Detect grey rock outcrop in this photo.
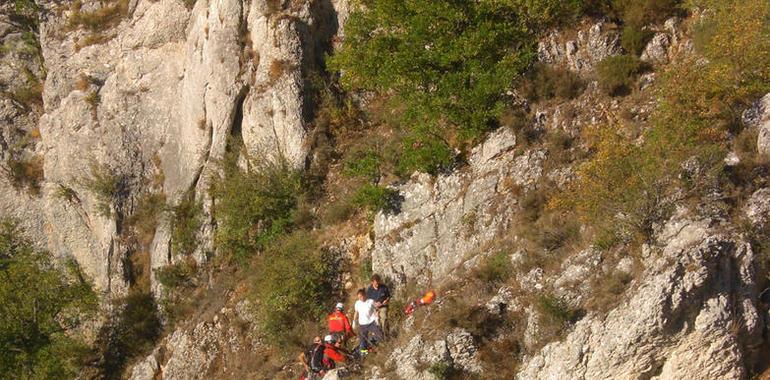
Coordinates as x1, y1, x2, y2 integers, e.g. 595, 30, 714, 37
18, 0, 339, 295
387, 328, 481, 379
372, 128, 545, 286
743, 93, 770, 157
538, 22, 622, 72
517, 215, 763, 379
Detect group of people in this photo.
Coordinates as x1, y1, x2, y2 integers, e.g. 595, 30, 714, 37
300, 274, 391, 379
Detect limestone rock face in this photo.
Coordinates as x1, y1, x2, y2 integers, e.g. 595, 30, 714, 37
537, 22, 622, 72
21, 0, 332, 294
371, 128, 544, 286
0, 5, 49, 251
131, 300, 262, 380
744, 93, 770, 156
387, 328, 481, 380
517, 216, 763, 380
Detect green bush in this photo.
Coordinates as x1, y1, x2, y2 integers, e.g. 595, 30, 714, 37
595, 55, 647, 96
80, 161, 124, 218
249, 232, 336, 347
212, 154, 302, 263
429, 360, 456, 380
535, 294, 581, 325
396, 131, 456, 176
352, 184, 398, 213
0, 220, 97, 379
329, 0, 587, 174
97, 291, 161, 379
613, 0, 680, 28
169, 192, 203, 256
520, 63, 585, 102
620, 25, 653, 56
342, 148, 381, 180
155, 258, 197, 289
475, 251, 513, 285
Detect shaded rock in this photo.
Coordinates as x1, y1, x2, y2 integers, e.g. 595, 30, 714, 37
517, 216, 762, 379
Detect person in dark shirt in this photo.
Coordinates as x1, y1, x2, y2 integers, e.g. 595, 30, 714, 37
365, 274, 390, 337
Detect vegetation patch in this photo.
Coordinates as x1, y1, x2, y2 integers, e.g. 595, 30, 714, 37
520, 63, 585, 102
329, 0, 588, 175
80, 161, 125, 218
212, 153, 302, 263
169, 191, 203, 257
4, 152, 44, 195
595, 55, 648, 96
248, 231, 337, 348
0, 220, 97, 379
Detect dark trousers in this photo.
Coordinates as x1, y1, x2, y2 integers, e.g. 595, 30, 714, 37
358, 322, 383, 350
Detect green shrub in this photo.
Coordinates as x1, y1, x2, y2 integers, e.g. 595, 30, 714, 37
429, 360, 456, 380
169, 192, 203, 256
212, 153, 302, 263
97, 291, 161, 379
396, 131, 456, 176
249, 232, 336, 347
620, 25, 654, 56
329, 1, 587, 174
80, 161, 124, 218
520, 63, 585, 102
156, 258, 197, 289
343, 148, 381, 180
0, 220, 97, 379
613, 0, 680, 28
595, 55, 647, 96
535, 294, 581, 325
475, 251, 513, 285
352, 184, 398, 213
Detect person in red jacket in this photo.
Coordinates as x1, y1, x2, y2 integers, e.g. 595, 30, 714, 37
327, 302, 354, 343
322, 335, 348, 368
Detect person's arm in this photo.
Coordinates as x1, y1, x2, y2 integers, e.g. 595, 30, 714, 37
382, 287, 391, 306
352, 309, 359, 328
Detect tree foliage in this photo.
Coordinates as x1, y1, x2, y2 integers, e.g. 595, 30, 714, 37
0, 220, 97, 379
329, 0, 586, 174
212, 152, 302, 263
556, 0, 770, 242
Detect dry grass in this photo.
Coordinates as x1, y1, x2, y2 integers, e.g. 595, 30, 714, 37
4, 154, 44, 195
268, 59, 293, 83
68, 0, 129, 32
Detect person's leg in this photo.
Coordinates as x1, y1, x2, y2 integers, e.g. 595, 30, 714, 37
370, 322, 383, 345
378, 307, 388, 337
358, 324, 370, 350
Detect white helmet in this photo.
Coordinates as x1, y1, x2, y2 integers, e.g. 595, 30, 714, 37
323, 334, 334, 343
335, 302, 344, 310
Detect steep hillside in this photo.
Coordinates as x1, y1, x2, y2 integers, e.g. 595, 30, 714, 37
0, 0, 769, 379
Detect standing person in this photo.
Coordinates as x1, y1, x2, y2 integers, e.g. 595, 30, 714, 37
366, 274, 391, 337
353, 288, 382, 353
327, 302, 354, 343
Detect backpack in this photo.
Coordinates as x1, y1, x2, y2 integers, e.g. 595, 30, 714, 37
308, 343, 326, 373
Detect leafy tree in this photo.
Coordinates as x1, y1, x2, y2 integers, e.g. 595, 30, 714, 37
329, 0, 585, 174
0, 220, 97, 379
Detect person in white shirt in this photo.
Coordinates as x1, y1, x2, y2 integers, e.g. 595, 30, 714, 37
353, 288, 382, 352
